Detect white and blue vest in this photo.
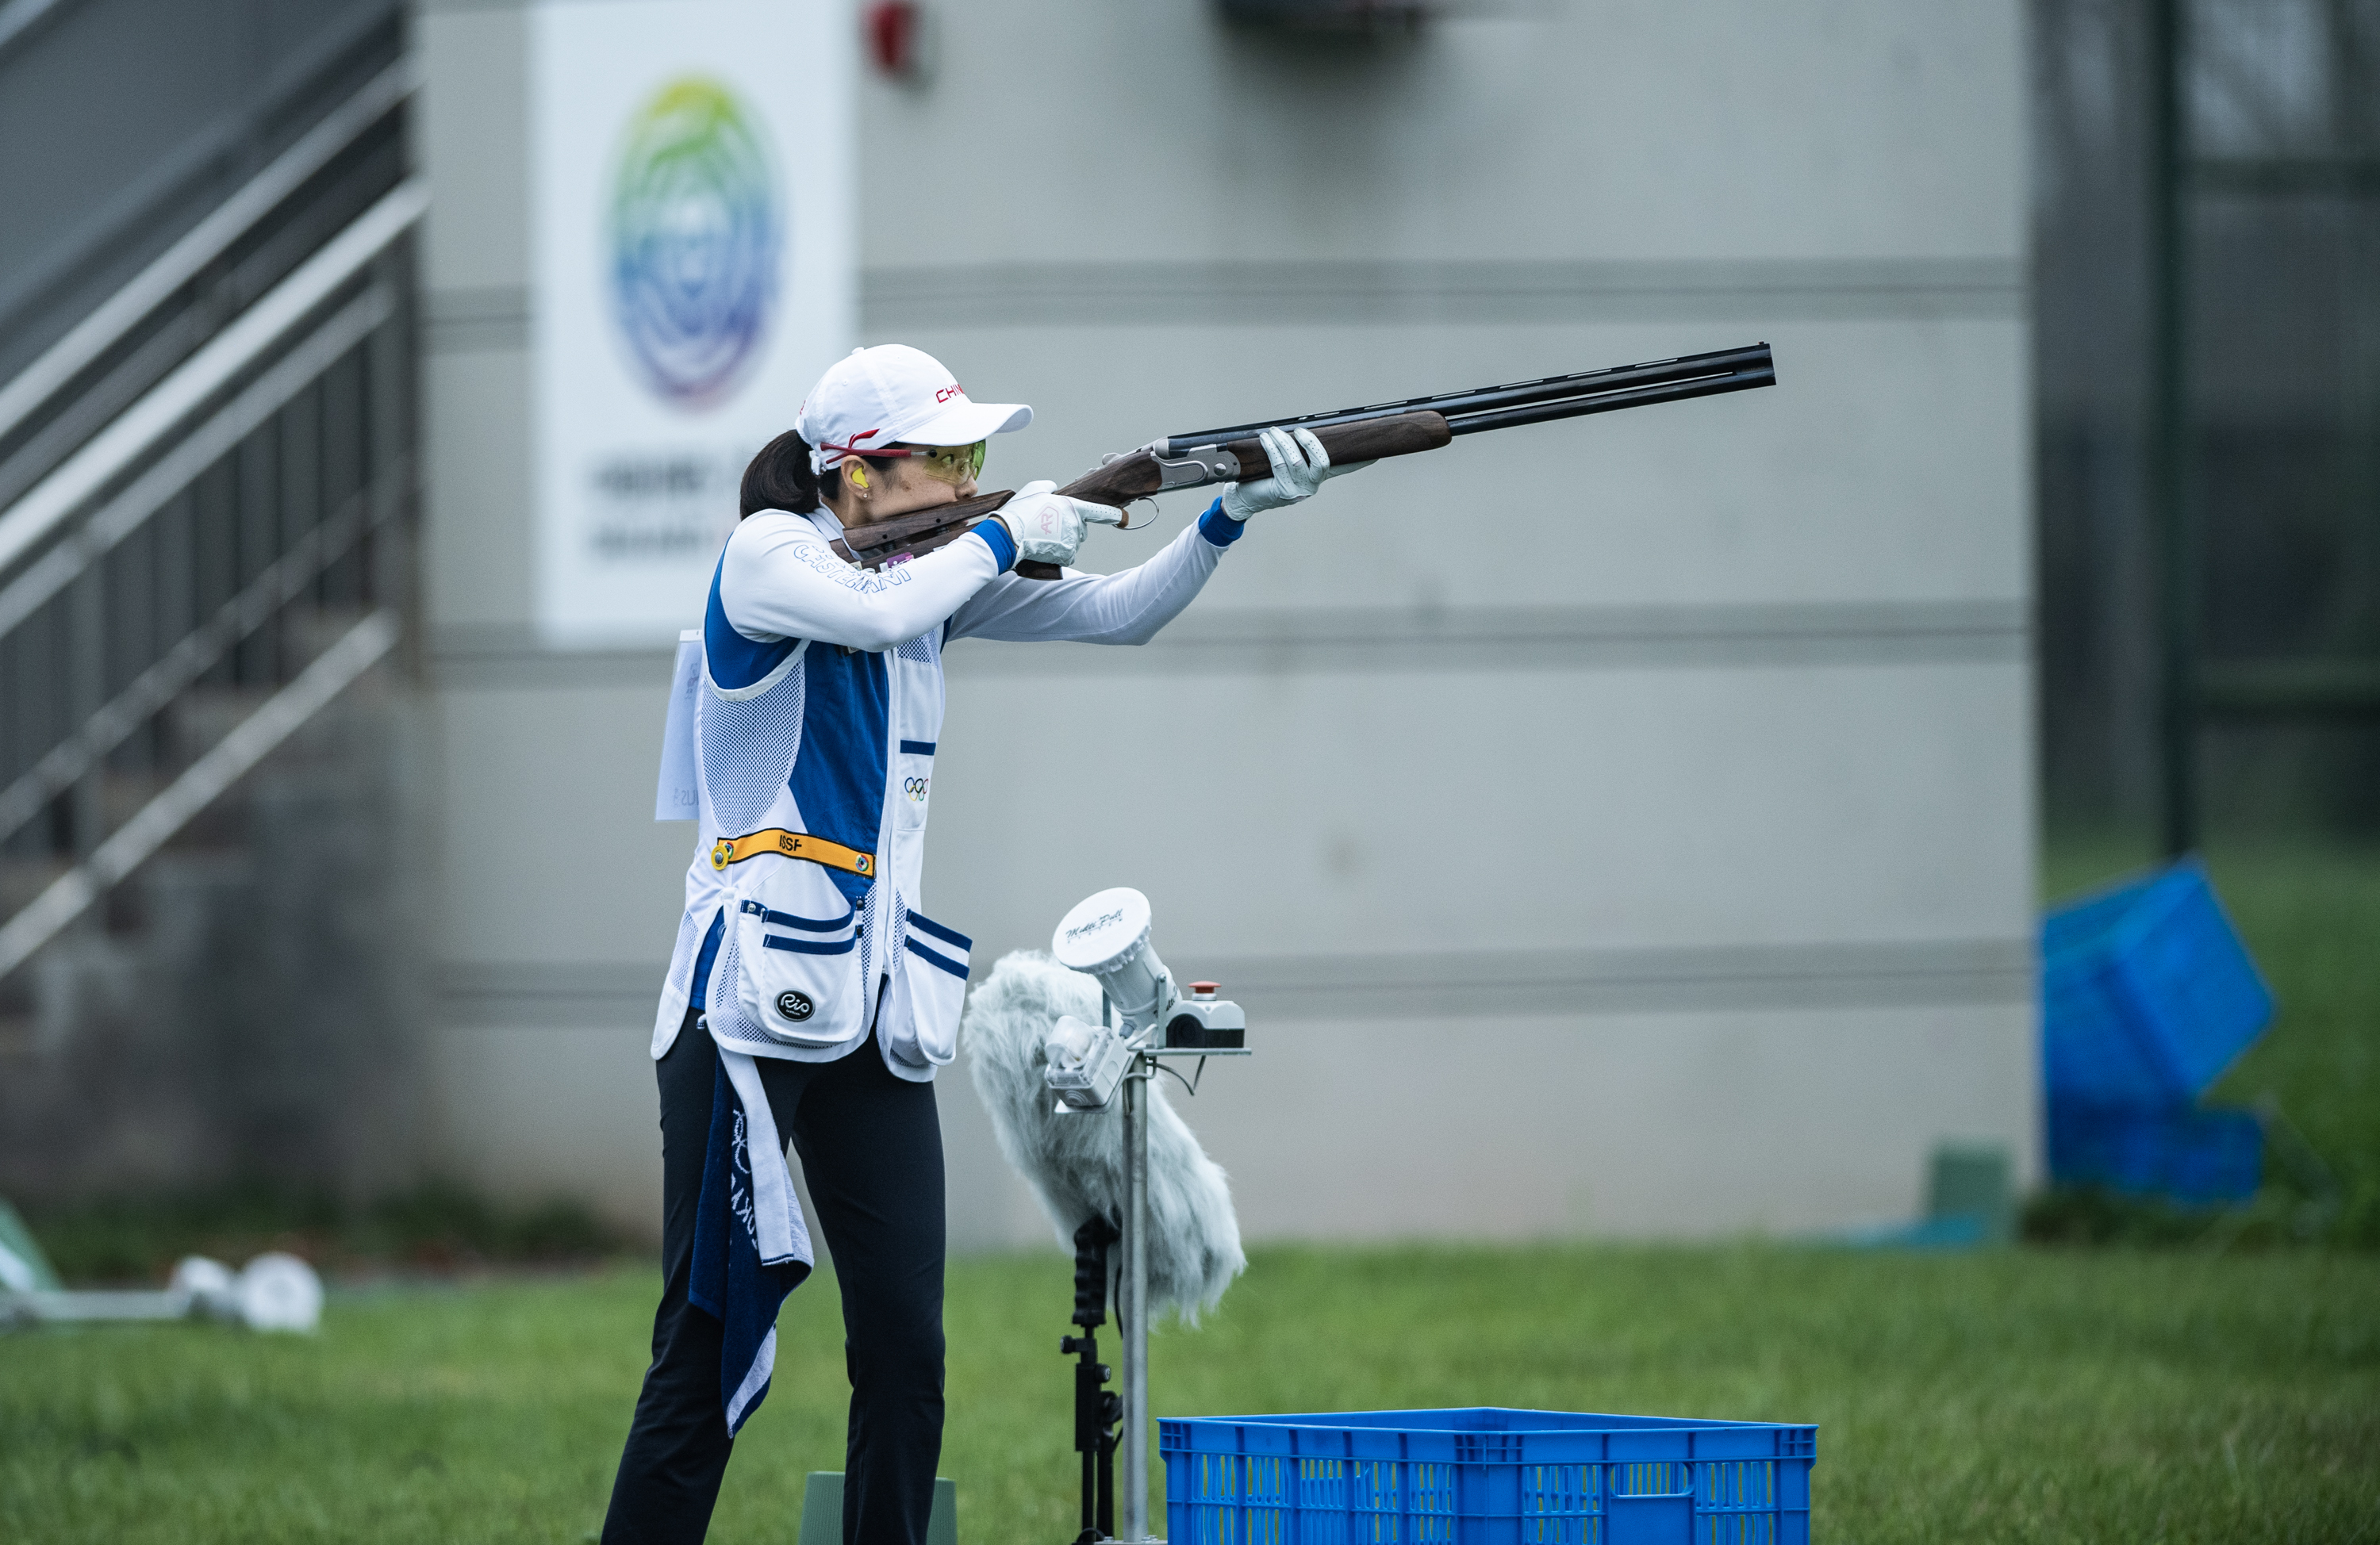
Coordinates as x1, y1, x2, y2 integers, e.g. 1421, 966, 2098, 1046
653, 529, 973, 1080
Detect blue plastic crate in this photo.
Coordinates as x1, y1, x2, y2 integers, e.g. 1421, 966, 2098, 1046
2048, 1096, 2263, 1204
2041, 859, 2273, 1104
1161, 1407, 1816, 1545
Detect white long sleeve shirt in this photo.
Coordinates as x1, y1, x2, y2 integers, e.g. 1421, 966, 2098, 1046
716, 503, 1234, 650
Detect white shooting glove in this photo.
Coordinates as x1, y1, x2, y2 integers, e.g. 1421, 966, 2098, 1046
994, 479, 1124, 568
1221, 425, 1372, 521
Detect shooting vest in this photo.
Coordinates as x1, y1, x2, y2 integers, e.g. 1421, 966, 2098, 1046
653, 512, 973, 1079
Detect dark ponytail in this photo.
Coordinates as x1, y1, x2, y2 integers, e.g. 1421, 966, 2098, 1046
741, 429, 821, 516
739, 429, 900, 518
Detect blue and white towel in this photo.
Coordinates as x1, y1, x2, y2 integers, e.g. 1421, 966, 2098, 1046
688, 1044, 815, 1434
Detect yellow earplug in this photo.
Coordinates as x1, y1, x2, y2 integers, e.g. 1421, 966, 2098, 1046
850, 465, 869, 489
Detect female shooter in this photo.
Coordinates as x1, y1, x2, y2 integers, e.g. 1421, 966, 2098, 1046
601, 344, 1353, 1545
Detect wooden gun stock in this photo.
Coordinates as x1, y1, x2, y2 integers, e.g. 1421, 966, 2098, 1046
830, 491, 1020, 573
831, 410, 1453, 581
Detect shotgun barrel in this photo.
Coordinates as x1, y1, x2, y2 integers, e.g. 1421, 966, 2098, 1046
1159, 343, 1774, 452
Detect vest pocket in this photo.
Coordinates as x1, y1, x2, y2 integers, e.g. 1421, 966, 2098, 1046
731, 861, 866, 1048
885, 907, 970, 1068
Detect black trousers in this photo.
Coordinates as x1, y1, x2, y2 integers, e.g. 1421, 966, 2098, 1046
603, 1012, 946, 1545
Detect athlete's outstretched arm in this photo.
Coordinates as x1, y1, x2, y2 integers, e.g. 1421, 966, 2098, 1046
720, 512, 1017, 652
943, 504, 1246, 646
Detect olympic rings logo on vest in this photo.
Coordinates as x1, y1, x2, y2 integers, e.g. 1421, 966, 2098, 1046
904, 776, 929, 802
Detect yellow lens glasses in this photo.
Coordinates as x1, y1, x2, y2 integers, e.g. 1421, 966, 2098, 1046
906, 440, 985, 485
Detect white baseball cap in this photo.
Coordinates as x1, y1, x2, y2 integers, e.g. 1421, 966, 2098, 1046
795, 344, 1032, 472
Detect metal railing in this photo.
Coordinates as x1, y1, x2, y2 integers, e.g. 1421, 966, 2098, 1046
0, 67, 418, 983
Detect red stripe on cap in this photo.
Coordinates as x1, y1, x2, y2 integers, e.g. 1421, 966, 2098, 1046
818, 429, 891, 464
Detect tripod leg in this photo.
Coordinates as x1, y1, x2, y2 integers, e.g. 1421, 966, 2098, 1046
1097, 1428, 1117, 1540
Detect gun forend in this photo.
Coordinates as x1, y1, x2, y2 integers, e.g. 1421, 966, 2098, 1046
1063, 410, 1452, 509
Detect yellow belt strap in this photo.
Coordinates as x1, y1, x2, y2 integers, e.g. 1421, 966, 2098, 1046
708, 828, 875, 878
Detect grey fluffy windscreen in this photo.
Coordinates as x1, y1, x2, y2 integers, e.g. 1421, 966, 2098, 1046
961, 951, 1245, 1322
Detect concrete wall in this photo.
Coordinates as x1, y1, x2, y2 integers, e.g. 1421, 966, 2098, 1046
0, 683, 428, 1204
414, 0, 2036, 1248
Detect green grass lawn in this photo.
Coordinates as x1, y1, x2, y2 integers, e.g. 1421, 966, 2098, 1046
7, 839, 2374, 1542
4, 1244, 2376, 1543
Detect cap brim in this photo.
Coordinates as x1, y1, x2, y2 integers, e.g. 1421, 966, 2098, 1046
902, 401, 1031, 446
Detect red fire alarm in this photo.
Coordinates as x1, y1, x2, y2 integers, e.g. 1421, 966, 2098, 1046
865, 2, 933, 82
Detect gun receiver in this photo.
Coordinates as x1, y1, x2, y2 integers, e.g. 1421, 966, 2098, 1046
831, 343, 1774, 581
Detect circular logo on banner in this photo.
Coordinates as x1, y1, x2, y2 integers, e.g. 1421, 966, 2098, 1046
775, 990, 814, 1022
608, 78, 781, 408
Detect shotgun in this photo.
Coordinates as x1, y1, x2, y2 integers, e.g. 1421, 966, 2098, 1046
831, 342, 1775, 581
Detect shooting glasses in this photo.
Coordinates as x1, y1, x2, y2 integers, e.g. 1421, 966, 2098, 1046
902, 439, 986, 485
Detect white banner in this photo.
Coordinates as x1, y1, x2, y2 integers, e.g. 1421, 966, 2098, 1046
531, 0, 852, 647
